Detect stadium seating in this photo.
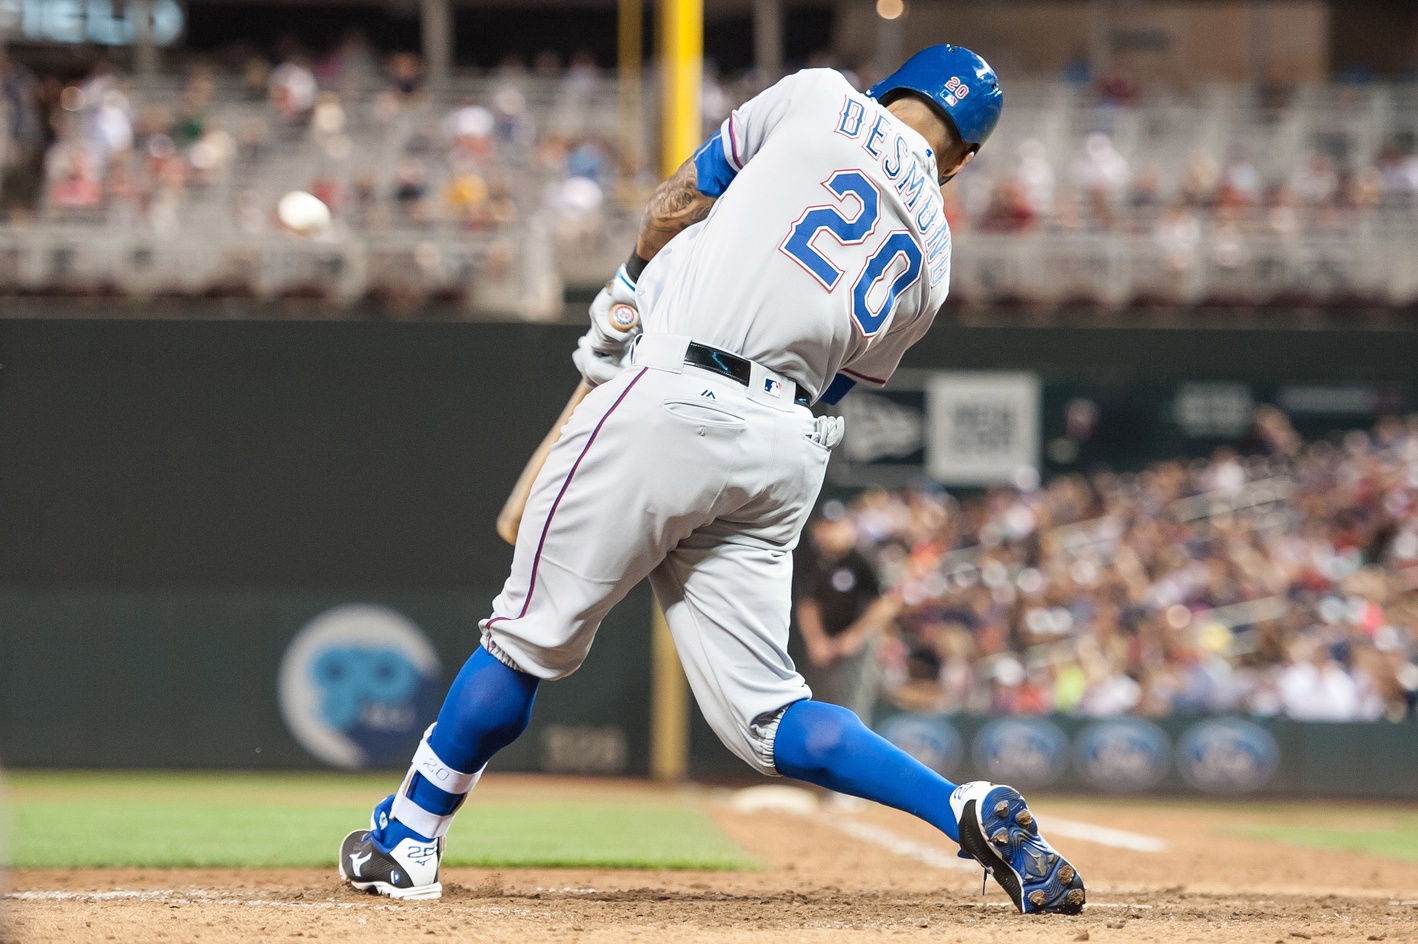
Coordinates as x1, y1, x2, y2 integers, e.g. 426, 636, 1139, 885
1, 64, 1416, 314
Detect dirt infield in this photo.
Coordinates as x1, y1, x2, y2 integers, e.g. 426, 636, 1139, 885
6, 778, 1418, 944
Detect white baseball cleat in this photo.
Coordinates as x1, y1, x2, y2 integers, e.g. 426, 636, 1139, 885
950, 781, 1086, 915
338, 828, 443, 901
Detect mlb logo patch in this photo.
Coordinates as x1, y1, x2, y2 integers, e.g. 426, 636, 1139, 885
763, 378, 783, 398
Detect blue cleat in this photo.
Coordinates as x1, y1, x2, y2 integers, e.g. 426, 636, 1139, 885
950, 781, 1085, 915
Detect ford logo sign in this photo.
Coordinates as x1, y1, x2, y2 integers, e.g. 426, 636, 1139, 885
1074, 719, 1171, 792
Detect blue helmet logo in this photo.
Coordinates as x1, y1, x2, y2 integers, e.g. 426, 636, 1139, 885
1074, 719, 1172, 792
877, 714, 962, 777
278, 604, 442, 769
971, 718, 1068, 787
1178, 719, 1279, 795
867, 44, 1003, 147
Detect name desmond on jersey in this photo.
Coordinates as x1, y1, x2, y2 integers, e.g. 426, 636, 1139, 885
834, 96, 951, 288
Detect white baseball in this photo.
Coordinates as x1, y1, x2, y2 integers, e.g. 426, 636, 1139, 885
277, 190, 332, 236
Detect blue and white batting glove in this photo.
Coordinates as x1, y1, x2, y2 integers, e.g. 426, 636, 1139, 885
572, 332, 632, 388
586, 264, 641, 355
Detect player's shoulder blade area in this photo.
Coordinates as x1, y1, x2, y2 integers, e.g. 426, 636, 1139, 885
795, 67, 862, 108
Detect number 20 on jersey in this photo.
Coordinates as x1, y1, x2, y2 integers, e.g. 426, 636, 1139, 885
778, 170, 924, 339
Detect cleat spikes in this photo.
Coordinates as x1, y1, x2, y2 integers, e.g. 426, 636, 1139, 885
952, 782, 1085, 917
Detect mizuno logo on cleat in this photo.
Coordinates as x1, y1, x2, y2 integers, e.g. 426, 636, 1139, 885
349, 851, 372, 877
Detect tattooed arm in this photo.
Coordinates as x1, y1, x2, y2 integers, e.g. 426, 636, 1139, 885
635, 156, 717, 262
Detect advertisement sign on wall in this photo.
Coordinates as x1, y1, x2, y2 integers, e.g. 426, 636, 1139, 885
277, 604, 443, 770
926, 372, 1042, 486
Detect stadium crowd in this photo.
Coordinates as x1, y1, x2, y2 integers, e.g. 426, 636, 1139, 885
4, 46, 1417, 308
0, 45, 625, 233
797, 409, 1418, 723
954, 128, 1418, 242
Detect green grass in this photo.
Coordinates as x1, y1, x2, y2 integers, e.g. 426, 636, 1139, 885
1238, 819, 1418, 863
0, 772, 759, 871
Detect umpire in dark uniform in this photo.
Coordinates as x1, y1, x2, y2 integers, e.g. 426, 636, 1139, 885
792, 500, 900, 724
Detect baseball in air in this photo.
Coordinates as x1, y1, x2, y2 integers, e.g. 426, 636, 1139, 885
277, 190, 332, 236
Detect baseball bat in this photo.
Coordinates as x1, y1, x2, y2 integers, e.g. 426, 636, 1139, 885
495, 304, 640, 545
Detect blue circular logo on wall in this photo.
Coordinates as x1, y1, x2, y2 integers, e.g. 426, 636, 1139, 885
1178, 719, 1279, 794
877, 714, 962, 777
971, 718, 1068, 787
278, 604, 442, 769
1074, 719, 1171, 792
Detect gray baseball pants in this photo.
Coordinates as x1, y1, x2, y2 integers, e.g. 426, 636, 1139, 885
481, 334, 826, 773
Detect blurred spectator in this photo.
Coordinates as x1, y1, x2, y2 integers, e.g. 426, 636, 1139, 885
173, 73, 213, 147
2, 53, 47, 218
813, 411, 1418, 722
1072, 133, 1130, 208
1292, 152, 1339, 206
979, 180, 1036, 233
445, 98, 496, 160
386, 52, 424, 100
1014, 139, 1055, 217
1180, 149, 1220, 207
444, 166, 490, 229
47, 145, 103, 216
269, 56, 317, 125
1155, 201, 1201, 273
394, 157, 430, 222
316, 30, 378, 96
84, 87, 133, 167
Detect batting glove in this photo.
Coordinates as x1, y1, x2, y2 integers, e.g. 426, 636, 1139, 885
807, 415, 845, 450
586, 265, 641, 355
572, 331, 632, 388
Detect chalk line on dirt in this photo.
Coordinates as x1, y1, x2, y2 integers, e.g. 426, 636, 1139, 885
821, 819, 980, 872
5, 890, 406, 912
819, 811, 1167, 867
1036, 816, 1171, 853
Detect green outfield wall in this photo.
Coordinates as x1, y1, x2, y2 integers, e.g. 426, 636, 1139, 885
2, 318, 1417, 794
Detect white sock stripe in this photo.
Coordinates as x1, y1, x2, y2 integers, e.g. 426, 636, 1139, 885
411, 732, 484, 795
390, 791, 453, 839
387, 727, 486, 840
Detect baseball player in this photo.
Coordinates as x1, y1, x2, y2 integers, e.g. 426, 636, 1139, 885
339, 45, 1085, 915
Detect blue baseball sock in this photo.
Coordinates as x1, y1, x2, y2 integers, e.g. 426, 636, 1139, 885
773, 699, 961, 844
426, 646, 540, 771
371, 646, 539, 851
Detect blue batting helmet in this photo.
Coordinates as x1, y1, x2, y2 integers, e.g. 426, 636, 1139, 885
867, 45, 1003, 149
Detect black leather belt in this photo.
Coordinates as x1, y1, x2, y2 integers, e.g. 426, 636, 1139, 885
684, 341, 811, 406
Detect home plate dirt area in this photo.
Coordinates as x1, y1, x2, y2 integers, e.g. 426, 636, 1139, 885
6, 782, 1417, 944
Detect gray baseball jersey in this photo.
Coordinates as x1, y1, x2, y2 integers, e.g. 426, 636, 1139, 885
481, 69, 951, 773
636, 68, 953, 403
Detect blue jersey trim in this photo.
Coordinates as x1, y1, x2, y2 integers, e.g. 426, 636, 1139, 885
820, 374, 857, 405
693, 129, 738, 198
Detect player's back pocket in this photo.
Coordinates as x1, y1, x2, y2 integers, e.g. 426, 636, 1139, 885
661, 398, 747, 428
